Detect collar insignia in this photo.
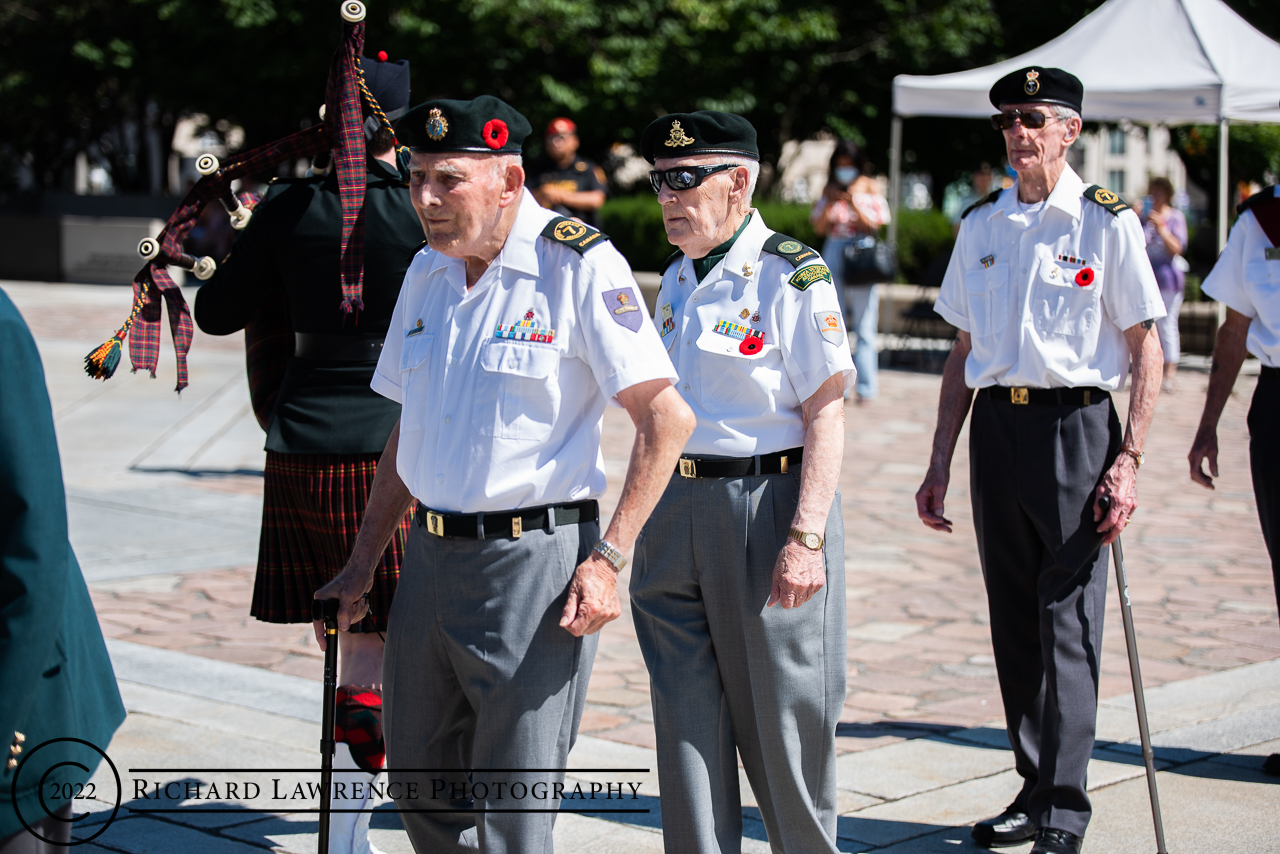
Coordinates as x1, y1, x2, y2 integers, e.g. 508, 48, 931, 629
664, 120, 695, 148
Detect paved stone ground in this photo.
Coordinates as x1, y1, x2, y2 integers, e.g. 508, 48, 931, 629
7, 281, 1280, 852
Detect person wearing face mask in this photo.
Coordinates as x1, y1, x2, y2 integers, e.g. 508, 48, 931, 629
915, 67, 1164, 854
810, 139, 890, 402
633, 111, 854, 854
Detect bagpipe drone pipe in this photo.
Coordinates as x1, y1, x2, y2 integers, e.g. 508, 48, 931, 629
84, 0, 395, 416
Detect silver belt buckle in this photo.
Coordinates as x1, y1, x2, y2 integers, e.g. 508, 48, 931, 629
1010, 387, 1029, 405
679, 458, 697, 478
425, 510, 445, 537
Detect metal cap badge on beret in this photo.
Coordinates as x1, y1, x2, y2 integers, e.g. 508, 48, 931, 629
395, 95, 532, 154
989, 66, 1084, 114
639, 111, 759, 164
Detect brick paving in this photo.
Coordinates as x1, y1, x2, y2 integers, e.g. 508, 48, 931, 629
84, 361, 1279, 761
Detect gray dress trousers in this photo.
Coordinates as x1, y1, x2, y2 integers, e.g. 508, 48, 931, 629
383, 515, 600, 854
631, 467, 846, 854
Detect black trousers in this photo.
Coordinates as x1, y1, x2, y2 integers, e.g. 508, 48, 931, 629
969, 391, 1122, 837
1250, 374, 1280, 617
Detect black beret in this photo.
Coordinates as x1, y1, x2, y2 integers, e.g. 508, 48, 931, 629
395, 95, 531, 154
989, 66, 1083, 114
639, 111, 759, 164
361, 56, 410, 120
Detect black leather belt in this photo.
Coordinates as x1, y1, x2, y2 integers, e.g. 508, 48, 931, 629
294, 332, 385, 362
414, 500, 598, 540
1261, 365, 1279, 382
675, 447, 802, 479
980, 386, 1108, 406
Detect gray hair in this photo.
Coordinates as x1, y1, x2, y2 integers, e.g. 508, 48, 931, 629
1053, 105, 1082, 140
720, 154, 760, 207
490, 153, 523, 186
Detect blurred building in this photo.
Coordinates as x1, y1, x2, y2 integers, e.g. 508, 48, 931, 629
1070, 123, 1201, 215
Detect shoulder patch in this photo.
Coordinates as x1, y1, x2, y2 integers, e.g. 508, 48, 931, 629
1083, 185, 1130, 216
540, 216, 609, 255
761, 233, 821, 269
961, 189, 1002, 220
789, 264, 832, 291
1237, 184, 1280, 215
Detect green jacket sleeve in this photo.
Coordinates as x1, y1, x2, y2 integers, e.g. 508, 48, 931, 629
0, 290, 71, 751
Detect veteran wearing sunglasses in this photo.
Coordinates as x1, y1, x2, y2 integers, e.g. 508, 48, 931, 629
630, 111, 853, 854
915, 68, 1164, 854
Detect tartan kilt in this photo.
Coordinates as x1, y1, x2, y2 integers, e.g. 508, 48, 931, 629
252, 451, 409, 631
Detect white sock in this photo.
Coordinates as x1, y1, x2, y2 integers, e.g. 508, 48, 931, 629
327, 743, 387, 854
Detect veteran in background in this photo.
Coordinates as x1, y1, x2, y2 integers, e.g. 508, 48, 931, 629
1189, 184, 1280, 776
915, 68, 1164, 854
631, 111, 853, 854
316, 96, 693, 854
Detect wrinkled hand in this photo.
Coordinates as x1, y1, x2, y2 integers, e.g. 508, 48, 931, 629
1095, 456, 1139, 544
1188, 426, 1219, 489
916, 464, 954, 533
312, 564, 374, 650
560, 554, 622, 636
768, 540, 826, 609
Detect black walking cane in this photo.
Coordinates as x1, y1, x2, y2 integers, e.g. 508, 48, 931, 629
1099, 497, 1169, 854
312, 598, 341, 854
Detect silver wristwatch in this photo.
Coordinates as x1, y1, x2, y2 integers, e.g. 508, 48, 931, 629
593, 539, 627, 572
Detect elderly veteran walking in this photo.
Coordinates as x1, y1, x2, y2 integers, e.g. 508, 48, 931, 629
915, 68, 1164, 854
629, 111, 854, 854
314, 95, 694, 854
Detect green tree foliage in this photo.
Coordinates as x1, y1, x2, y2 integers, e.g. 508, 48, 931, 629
1, 0, 1277, 195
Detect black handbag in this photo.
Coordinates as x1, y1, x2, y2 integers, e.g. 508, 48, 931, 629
840, 235, 896, 286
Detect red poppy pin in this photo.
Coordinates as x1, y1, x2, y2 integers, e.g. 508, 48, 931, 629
739, 334, 764, 356
1074, 267, 1095, 287
483, 119, 509, 150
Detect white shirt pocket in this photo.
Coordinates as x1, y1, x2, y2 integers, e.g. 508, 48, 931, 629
1034, 262, 1102, 338
691, 326, 779, 417
964, 264, 1009, 338
474, 339, 562, 440
1245, 258, 1280, 339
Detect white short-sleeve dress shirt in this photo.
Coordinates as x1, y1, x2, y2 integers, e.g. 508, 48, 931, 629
1201, 196, 1280, 369
934, 166, 1165, 391
654, 211, 855, 456
372, 189, 678, 512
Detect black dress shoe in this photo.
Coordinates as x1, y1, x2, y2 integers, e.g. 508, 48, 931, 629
1030, 828, 1083, 854
971, 804, 1036, 848
1263, 753, 1280, 776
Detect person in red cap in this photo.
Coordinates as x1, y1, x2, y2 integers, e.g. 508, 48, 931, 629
528, 116, 608, 227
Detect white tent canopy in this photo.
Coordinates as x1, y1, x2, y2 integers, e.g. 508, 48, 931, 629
887, 0, 1280, 250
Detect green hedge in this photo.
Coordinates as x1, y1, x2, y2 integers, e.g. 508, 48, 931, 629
600, 196, 953, 282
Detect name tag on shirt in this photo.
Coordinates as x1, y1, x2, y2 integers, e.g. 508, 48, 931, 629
1266, 247, 1280, 261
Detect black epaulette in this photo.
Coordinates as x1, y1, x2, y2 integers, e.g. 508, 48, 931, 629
761, 233, 821, 268
961, 189, 1002, 219
1237, 185, 1280, 215
659, 249, 683, 274
540, 216, 609, 255
1084, 185, 1130, 215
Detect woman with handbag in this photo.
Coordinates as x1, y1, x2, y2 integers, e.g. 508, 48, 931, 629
811, 140, 891, 402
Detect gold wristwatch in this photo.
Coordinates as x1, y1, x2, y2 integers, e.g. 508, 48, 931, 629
788, 528, 823, 551
1120, 447, 1144, 467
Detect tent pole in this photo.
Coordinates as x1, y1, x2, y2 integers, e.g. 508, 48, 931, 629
1217, 118, 1229, 329
888, 115, 902, 249
1217, 118, 1229, 253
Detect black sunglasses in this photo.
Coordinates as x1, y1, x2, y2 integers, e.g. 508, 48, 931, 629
991, 110, 1063, 131
649, 164, 737, 193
